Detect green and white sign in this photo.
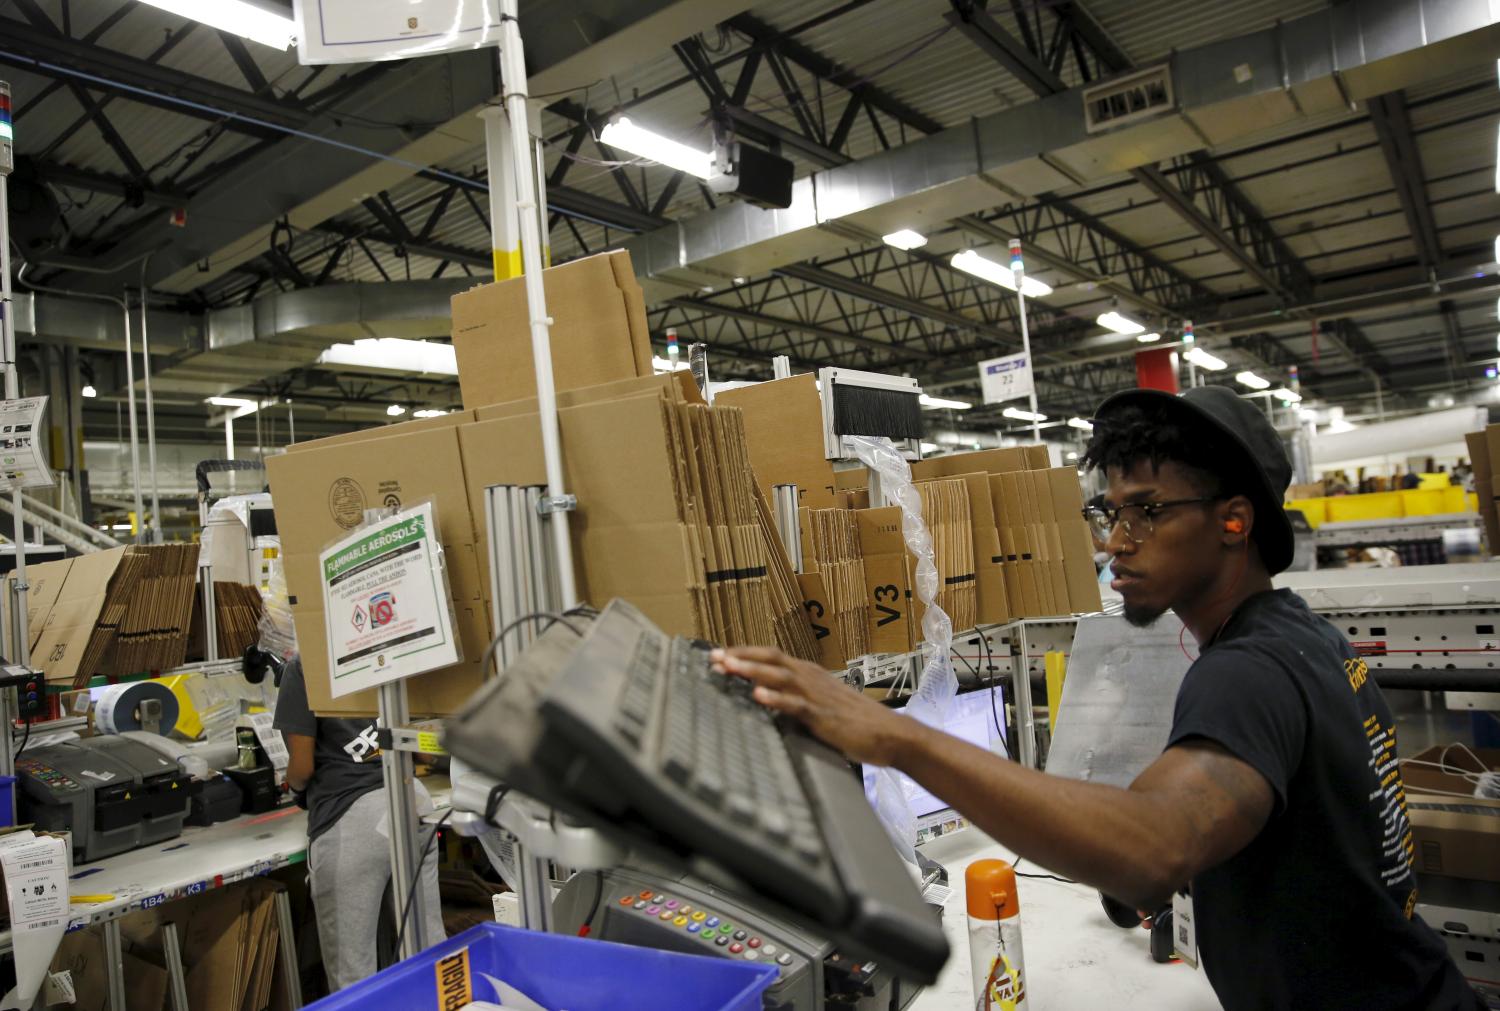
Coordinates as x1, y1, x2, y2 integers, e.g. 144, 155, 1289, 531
318, 502, 459, 697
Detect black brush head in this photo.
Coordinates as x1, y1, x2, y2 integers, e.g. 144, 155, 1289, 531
831, 384, 924, 440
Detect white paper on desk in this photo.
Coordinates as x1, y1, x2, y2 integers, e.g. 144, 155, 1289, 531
248, 711, 289, 771
0, 832, 69, 1010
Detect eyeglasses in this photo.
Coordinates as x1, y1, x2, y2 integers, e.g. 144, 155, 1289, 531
1081, 497, 1220, 544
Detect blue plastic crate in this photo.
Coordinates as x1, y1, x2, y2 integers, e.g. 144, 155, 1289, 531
309, 923, 779, 1011
0, 775, 13, 828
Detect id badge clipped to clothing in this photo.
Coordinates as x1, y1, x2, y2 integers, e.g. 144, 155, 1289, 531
1172, 889, 1198, 967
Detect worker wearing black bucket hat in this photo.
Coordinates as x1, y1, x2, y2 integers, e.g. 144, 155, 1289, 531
712, 385, 1482, 1010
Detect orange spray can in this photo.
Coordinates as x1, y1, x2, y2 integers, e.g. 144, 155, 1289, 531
966, 859, 1027, 1010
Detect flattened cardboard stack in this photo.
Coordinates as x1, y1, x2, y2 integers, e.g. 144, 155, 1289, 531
914, 478, 977, 633
101, 544, 199, 679
798, 507, 871, 668
213, 581, 265, 660
23, 545, 204, 685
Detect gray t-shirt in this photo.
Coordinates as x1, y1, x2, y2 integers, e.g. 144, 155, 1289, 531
272, 658, 385, 842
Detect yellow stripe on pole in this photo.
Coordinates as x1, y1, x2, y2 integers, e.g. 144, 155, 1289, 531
493, 247, 524, 281
1044, 650, 1067, 733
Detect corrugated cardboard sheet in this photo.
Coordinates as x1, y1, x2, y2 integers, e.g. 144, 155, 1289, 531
449, 250, 653, 410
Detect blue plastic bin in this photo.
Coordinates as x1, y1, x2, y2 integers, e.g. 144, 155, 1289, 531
308, 923, 779, 1011
0, 775, 14, 828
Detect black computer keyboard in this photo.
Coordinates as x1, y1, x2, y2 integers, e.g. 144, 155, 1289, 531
445, 599, 949, 983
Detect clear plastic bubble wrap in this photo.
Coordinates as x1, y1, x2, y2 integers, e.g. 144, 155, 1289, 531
846, 436, 957, 865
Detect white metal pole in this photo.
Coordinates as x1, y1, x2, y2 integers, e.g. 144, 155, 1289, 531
120, 292, 145, 541
1008, 239, 1041, 443
480, 107, 521, 281
139, 258, 161, 542
1, 83, 24, 812
496, 2, 578, 607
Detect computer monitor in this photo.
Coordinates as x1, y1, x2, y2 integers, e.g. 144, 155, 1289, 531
861, 685, 1008, 845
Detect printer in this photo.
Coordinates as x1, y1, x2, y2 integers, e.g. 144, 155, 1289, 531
17, 735, 193, 862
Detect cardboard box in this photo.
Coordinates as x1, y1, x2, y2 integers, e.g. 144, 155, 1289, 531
952, 472, 1010, 625
993, 473, 1044, 617
797, 570, 846, 670
267, 421, 487, 717
1286, 481, 1327, 501
910, 445, 1047, 480
1405, 745, 1500, 884
716, 374, 840, 509
1467, 430, 1500, 555
450, 251, 652, 411
856, 507, 914, 653
31, 548, 125, 683
1047, 468, 1104, 614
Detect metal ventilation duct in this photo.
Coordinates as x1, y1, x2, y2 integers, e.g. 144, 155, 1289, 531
14, 279, 474, 400
624, 0, 1500, 301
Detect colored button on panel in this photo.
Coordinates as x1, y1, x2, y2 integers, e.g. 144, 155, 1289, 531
705, 917, 720, 928
639, 890, 652, 899
633, 901, 647, 910
658, 910, 674, 921
686, 923, 701, 934
777, 954, 793, 966
747, 938, 762, 949
715, 936, 730, 947
761, 945, 777, 957
743, 951, 759, 961
645, 905, 660, 915
679, 905, 693, 915
619, 896, 634, 906
691, 911, 706, 922
733, 930, 747, 941
650, 894, 664, 903
673, 916, 688, 927
665, 899, 679, 910
728, 943, 744, 954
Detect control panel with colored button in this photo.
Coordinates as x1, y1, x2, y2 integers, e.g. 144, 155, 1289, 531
609, 888, 804, 976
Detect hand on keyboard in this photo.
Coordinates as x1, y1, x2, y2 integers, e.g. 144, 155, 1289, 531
710, 646, 915, 768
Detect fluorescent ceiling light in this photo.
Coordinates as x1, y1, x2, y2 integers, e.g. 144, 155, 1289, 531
1066, 417, 1094, 431
207, 396, 257, 410
317, 338, 457, 376
652, 355, 690, 373
919, 394, 971, 410
599, 117, 713, 179
387, 404, 407, 417
883, 229, 928, 251
1096, 311, 1145, 335
1235, 371, 1270, 390
81, 385, 97, 398
136, 0, 294, 50
950, 250, 1053, 299
1271, 387, 1302, 404
1135, 332, 1161, 343
413, 409, 448, 418
1002, 406, 1047, 422
1183, 347, 1227, 371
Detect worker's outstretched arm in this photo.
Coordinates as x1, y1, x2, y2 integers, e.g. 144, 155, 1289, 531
712, 646, 1271, 912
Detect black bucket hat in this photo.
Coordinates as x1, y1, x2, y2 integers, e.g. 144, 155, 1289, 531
1092, 385, 1295, 575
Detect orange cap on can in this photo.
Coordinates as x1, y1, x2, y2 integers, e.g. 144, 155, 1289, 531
965, 859, 1020, 920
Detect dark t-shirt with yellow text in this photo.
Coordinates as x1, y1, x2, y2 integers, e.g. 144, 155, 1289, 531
1168, 589, 1479, 1010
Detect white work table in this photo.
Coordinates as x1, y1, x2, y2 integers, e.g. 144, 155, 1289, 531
913, 830, 1221, 1010
2, 776, 451, 1010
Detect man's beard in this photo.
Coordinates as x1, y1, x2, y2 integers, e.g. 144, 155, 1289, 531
1123, 599, 1167, 628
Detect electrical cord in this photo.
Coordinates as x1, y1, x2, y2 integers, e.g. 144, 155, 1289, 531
479, 609, 590, 677
1011, 858, 1074, 884
393, 808, 453, 956
577, 871, 606, 937
977, 632, 1016, 761
14, 717, 31, 757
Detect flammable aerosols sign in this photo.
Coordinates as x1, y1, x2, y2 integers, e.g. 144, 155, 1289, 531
318, 501, 459, 696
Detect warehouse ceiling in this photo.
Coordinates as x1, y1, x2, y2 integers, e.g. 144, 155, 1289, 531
3, 0, 1500, 450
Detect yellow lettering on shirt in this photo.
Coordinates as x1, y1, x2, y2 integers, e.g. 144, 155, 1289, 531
1344, 657, 1368, 693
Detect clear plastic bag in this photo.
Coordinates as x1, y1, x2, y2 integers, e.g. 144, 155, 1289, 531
846, 436, 957, 864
